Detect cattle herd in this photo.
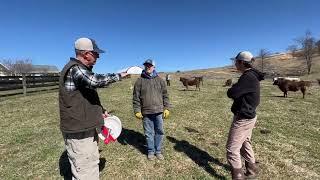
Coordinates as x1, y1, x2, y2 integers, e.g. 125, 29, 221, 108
176, 75, 319, 99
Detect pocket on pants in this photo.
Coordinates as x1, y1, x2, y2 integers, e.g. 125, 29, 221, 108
66, 137, 99, 173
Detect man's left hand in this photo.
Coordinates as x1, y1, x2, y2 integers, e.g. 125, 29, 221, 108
102, 111, 110, 118
120, 72, 129, 78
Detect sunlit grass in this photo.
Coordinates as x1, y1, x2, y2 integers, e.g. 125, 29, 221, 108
0, 77, 319, 179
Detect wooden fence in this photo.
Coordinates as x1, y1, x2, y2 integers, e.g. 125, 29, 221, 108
0, 74, 59, 96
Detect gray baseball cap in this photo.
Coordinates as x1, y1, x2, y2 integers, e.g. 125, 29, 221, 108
74, 37, 105, 53
233, 51, 254, 62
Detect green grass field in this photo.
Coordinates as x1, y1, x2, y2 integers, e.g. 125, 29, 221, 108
0, 76, 319, 179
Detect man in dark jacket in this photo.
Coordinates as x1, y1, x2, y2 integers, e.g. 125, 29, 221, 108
226, 51, 264, 180
59, 37, 127, 179
133, 59, 171, 160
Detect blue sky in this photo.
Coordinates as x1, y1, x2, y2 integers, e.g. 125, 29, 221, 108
0, 0, 319, 73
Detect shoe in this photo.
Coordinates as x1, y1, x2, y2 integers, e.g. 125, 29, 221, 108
244, 161, 259, 179
156, 153, 164, 160
147, 154, 155, 161
231, 168, 245, 180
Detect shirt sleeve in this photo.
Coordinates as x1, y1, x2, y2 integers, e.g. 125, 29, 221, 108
161, 79, 170, 110
70, 65, 121, 89
132, 79, 142, 113
227, 74, 257, 99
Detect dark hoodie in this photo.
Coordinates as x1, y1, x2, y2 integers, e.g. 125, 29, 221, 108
227, 68, 264, 119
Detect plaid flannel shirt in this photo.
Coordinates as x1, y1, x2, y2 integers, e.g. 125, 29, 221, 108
64, 65, 120, 91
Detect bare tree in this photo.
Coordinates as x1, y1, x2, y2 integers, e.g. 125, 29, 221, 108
1, 58, 33, 75
295, 30, 316, 74
258, 49, 270, 73
316, 40, 320, 54
286, 45, 298, 57
1, 59, 13, 70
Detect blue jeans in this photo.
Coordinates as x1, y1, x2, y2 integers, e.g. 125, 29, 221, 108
143, 113, 164, 155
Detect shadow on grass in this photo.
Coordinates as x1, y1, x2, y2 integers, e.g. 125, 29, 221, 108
117, 128, 146, 155
167, 136, 230, 179
59, 150, 107, 179
262, 95, 294, 98
178, 89, 200, 91
185, 127, 200, 133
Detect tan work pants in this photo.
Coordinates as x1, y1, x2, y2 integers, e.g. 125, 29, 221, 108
226, 116, 257, 169
64, 133, 100, 180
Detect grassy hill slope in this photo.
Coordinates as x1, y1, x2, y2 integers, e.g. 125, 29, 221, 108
0, 74, 319, 179
169, 53, 320, 84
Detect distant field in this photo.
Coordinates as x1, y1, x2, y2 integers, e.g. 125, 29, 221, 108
0, 75, 319, 179
173, 53, 320, 81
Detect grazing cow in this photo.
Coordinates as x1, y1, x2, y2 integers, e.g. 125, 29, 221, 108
196, 76, 204, 86
224, 79, 232, 87
317, 79, 320, 85
192, 76, 204, 86
273, 79, 311, 98
273, 77, 301, 82
180, 77, 201, 91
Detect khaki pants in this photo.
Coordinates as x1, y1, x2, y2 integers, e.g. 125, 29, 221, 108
64, 132, 99, 180
226, 116, 257, 169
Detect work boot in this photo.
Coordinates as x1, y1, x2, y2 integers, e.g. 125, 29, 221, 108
244, 161, 259, 179
231, 168, 245, 180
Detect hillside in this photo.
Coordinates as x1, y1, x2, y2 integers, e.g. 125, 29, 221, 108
166, 53, 320, 82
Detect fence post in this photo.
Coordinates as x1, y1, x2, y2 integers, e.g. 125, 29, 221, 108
22, 74, 27, 96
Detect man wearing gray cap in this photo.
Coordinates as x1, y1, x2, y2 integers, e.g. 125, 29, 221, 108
59, 37, 127, 179
133, 59, 171, 160
226, 51, 264, 180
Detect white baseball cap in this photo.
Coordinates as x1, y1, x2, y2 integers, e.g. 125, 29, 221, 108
234, 51, 254, 62
74, 37, 105, 53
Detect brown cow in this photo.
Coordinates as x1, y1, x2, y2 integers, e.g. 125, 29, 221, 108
223, 79, 232, 87
273, 79, 311, 98
180, 77, 201, 91
317, 79, 320, 85
196, 76, 203, 86
194, 76, 204, 86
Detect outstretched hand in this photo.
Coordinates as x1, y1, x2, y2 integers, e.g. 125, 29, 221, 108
120, 72, 129, 78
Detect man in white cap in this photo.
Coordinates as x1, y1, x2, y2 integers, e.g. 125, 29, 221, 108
133, 59, 171, 160
226, 51, 264, 180
59, 37, 127, 179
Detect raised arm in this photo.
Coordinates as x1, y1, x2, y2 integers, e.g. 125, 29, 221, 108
70, 65, 121, 89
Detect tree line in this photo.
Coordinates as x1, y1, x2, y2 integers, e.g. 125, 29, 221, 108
256, 30, 320, 75
1, 59, 53, 75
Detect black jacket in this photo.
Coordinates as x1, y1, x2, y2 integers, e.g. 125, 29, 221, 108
227, 68, 264, 119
